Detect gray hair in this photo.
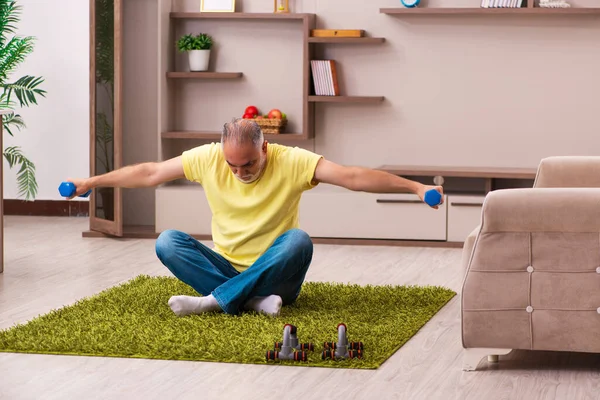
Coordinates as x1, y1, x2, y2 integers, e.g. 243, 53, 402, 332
221, 117, 264, 148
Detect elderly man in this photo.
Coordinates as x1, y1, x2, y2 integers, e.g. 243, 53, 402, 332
67, 118, 443, 317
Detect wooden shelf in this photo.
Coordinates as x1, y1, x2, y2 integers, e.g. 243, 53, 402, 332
162, 131, 309, 141
380, 7, 600, 15
170, 12, 313, 20
308, 37, 385, 44
378, 165, 537, 179
308, 96, 384, 103
166, 72, 243, 79
378, 165, 537, 196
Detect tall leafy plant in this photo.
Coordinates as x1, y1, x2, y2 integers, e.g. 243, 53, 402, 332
0, 0, 46, 200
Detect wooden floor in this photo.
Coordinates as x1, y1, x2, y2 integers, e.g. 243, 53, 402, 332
1, 216, 599, 400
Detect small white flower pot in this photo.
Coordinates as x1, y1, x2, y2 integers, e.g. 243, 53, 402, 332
188, 49, 210, 71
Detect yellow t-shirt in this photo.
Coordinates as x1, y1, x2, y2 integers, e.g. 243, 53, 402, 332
181, 142, 323, 272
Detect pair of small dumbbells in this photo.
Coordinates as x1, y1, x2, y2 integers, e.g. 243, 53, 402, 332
322, 323, 363, 360
265, 323, 363, 362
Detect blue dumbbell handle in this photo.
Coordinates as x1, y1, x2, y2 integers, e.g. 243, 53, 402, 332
424, 188, 442, 207
59, 182, 91, 198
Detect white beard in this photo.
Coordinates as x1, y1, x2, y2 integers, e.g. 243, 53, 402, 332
234, 156, 266, 184
235, 173, 260, 184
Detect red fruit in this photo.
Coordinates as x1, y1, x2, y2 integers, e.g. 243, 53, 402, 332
242, 113, 254, 119
244, 106, 259, 117
268, 109, 282, 119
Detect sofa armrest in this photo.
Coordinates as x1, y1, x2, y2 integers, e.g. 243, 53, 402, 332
535, 156, 600, 188
461, 225, 480, 272
481, 188, 600, 233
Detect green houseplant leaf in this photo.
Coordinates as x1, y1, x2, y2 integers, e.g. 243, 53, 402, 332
3, 145, 36, 201
177, 33, 213, 51
0, 0, 46, 201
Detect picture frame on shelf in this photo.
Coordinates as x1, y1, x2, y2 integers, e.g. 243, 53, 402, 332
274, 0, 290, 13
200, 0, 235, 12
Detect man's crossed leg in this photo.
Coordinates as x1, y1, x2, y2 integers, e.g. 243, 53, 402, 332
155, 228, 313, 317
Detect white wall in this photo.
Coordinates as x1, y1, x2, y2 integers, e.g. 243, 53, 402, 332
3, 0, 89, 200
312, 0, 600, 169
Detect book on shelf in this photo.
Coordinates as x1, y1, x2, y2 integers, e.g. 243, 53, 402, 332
310, 60, 340, 96
480, 0, 524, 7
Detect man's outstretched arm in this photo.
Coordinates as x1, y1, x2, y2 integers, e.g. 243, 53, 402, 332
312, 158, 444, 208
65, 156, 185, 198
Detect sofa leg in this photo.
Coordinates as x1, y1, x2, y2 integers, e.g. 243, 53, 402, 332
462, 348, 512, 371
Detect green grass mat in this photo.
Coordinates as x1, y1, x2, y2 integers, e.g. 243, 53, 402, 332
0, 275, 455, 369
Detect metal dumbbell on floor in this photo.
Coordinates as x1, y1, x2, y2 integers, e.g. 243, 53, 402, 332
322, 323, 363, 360
266, 324, 312, 362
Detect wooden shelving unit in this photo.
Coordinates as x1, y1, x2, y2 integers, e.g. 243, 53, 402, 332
162, 12, 385, 144
308, 37, 385, 44
170, 12, 312, 20
380, 7, 600, 15
166, 72, 243, 79
308, 96, 384, 103
88, 4, 600, 245
162, 131, 308, 141
307, 28, 385, 107
164, 12, 316, 141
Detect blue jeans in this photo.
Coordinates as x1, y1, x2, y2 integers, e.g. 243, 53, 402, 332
155, 228, 314, 315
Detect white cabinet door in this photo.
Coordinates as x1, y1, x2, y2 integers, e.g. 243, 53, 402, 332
447, 194, 485, 242
299, 187, 447, 240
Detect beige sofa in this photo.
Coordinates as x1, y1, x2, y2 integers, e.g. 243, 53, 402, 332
460, 156, 600, 371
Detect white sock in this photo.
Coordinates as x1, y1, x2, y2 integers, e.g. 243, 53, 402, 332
168, 294, 221, 316
244, 295, 283, 317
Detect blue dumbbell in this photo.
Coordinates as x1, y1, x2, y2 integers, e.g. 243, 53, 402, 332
424, 189, 442, 207
59, 182, 91, 198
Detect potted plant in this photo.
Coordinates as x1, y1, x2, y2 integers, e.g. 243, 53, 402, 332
0, 0, 46, 201
177, 33, 214, 72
